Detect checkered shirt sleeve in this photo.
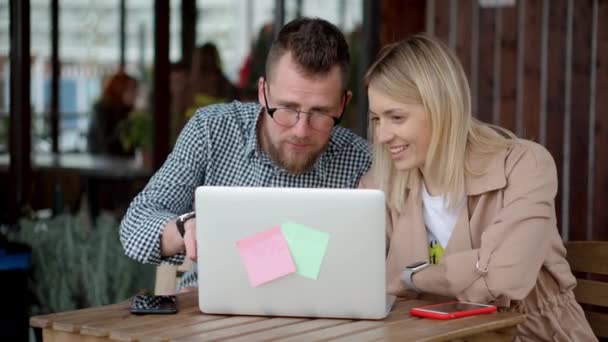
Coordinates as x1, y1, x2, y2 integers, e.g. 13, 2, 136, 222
119, 106, 210, 266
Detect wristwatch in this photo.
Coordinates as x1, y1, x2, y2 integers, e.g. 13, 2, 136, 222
401, 261, 430, 293
175, 211, 196, 238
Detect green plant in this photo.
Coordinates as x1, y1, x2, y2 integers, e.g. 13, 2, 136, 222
119, 110, 153, 152
5, 212, 155, 314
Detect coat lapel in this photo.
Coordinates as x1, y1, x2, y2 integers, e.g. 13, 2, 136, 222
445, 146, 511, 254
443, 201, 473, 255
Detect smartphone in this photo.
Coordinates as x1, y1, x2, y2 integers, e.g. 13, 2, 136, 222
410, 301, 497, 320
130, 295, 178, 315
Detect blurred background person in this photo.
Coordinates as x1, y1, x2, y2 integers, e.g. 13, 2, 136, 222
184, 42, 238, 119
87, 70, 138, 156
238, 22, 274, 100
169, 61, 190, 146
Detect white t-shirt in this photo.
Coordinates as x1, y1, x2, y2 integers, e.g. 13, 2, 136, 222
421, 184, 461, 248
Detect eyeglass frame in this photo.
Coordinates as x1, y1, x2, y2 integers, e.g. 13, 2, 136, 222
262, 77, 347, 131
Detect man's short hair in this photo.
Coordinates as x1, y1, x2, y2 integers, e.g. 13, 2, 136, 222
265, 17, 350, 89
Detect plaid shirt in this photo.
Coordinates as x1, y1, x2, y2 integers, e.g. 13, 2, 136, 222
119, 101, 372, 289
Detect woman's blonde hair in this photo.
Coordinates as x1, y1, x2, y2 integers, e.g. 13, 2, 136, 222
365, 34, 514, 213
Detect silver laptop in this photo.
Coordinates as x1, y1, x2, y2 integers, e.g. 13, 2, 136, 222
195, 186, 393, 319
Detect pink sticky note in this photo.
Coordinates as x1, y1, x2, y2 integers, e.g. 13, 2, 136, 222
236, 226, 296, 287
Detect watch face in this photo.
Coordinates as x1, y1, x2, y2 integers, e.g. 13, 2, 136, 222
407, 261, 428, 269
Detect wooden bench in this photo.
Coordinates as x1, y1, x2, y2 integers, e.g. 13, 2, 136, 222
155, 259, 194, 295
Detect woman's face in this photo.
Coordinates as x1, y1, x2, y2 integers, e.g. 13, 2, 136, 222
368, 85, 431, 171
122, 81, 138, 108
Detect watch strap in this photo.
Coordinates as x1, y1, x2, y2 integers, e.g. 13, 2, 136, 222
401, 261, 429, 293
176, 212, 195, 238
176, 219, 186, 238
401, 268, 422, 293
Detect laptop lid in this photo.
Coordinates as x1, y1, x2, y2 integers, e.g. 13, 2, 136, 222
195, 186, 389, 319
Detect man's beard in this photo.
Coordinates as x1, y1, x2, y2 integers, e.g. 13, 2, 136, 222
266, 137, 327, 175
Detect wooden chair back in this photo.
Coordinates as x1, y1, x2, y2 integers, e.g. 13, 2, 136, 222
154, 258, 194, 295
565, 241, 608, 338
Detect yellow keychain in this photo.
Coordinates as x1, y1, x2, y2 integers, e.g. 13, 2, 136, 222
429, 240, 445, 265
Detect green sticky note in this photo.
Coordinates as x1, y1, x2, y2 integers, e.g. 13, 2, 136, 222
281, 222, 330, 280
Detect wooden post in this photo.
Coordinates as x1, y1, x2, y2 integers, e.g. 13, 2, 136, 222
356, 0, 382, 138
8, 0, 32, 221
181, 0, 197, 67
50, 0, 60, 154
153, 0, 170, 169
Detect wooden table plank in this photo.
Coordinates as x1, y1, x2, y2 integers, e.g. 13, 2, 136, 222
276, 300, 423, 342
80, 307, 216, 338
218, 318, 353, 342
385, 312, 524, 341
119, 315, 227, 342
110, 314, 228, 341
30, 300, 131, 329
172, 317, 308, 341
330, 312, 525, 342
275, 320, 383, 342
45, 292, 195, 338
135, 316, 269, 342
52, 309, 133, 334
43, 329, 109, 342
32, 292, 197, 331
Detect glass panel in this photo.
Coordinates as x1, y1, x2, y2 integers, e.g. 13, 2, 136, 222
195, 0, 273, 95
30, 0, 50, 153
26, 0, 120, 153
170, 0, 182, 63
59, 0, 120, 153
26, 0, 176, 154
299, 0, 363, 132
299, 0, 362, 33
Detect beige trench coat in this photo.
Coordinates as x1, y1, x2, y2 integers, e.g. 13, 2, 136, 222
361, 139, 596, 341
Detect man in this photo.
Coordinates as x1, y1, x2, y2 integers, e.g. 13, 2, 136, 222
120, 18, 372, 290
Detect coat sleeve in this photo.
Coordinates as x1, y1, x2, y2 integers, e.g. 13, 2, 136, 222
415, 143, 558, 304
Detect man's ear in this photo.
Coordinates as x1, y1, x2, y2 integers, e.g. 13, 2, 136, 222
344, 90, 353, 107
257, 77, 265, 105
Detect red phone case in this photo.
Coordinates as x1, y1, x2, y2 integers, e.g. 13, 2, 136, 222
410, 301, 497, 320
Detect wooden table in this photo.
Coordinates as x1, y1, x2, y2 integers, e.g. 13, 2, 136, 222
30, 292, 525, 341
0, 153, 153, 218
0, 153, 152, 178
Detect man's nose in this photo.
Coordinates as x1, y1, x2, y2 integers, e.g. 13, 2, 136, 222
291, 113, 314, 137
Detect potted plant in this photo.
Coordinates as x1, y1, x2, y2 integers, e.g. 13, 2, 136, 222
118, 110, 153, 167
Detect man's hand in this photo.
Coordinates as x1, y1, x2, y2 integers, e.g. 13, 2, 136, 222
160, 218, 197, 261
182, 218, 197, 261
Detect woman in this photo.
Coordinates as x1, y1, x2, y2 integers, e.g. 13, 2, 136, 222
189, 42, 238, 103
361, 34, 596, 341
88, 70, 138, 156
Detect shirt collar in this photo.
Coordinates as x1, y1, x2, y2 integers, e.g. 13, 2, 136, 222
243, 106, 263, 159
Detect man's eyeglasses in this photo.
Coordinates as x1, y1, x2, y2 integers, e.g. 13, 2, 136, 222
262, 78, 346, 132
